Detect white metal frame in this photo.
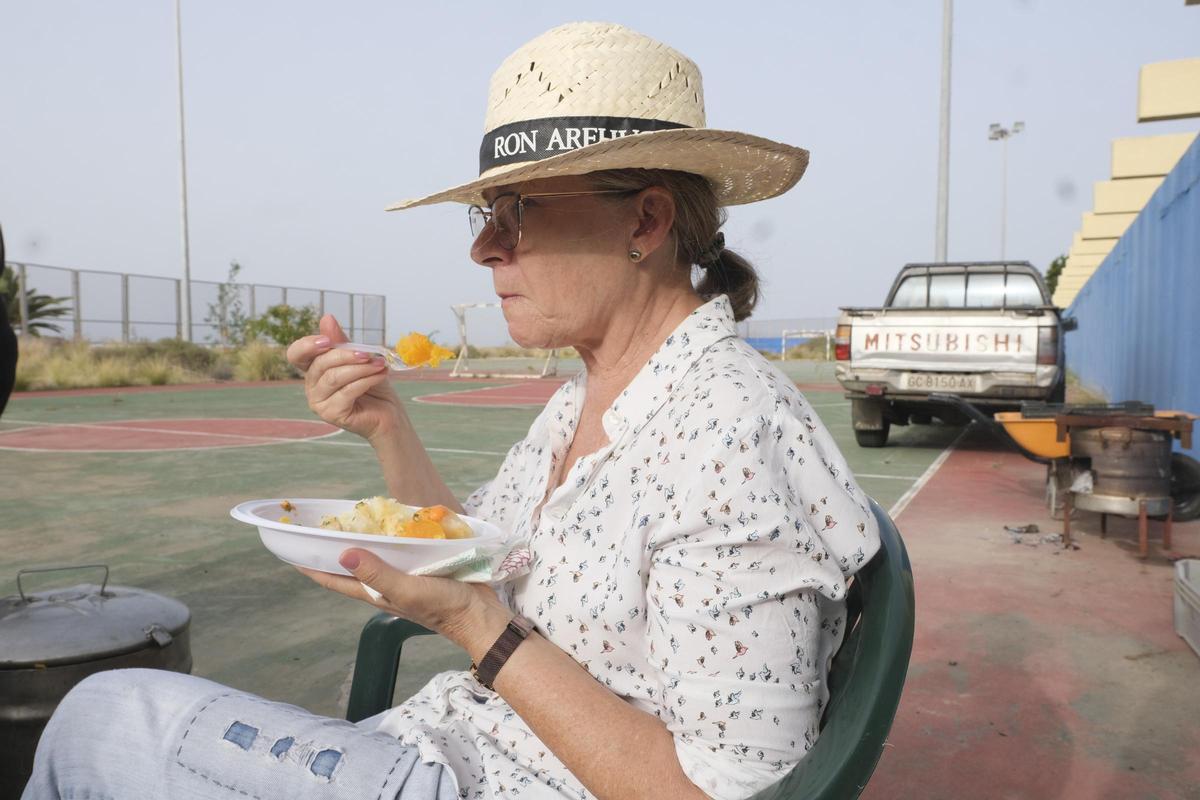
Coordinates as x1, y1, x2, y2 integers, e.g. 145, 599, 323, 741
449, 303, 558, 379
780, 329, 834, 361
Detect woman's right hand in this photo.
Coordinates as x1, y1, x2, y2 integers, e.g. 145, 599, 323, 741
287, 314, 404, 442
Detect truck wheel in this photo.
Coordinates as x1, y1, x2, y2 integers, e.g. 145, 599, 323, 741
1048, 379, 1066, 405
855, 424, 890, 448
1171, 453, 1200, 522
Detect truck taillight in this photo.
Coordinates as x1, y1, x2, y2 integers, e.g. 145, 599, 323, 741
1037, 327, 1058, 365
835, 324, 851, 361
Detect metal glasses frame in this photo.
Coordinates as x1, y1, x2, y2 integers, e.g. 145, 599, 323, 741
468, 189, 638, 251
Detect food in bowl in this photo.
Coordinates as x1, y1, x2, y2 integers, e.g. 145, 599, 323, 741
314, 496, 473, 539
231, 498, 502, 576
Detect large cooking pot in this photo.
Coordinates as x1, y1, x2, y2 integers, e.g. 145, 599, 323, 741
0, 565, 191, 799
1070, 426, 1173, 499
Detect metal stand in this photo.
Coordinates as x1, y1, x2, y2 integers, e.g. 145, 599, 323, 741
1065, 493, 1174, 558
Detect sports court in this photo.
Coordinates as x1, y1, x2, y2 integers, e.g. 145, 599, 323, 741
4, 362, 1199, 798
0, 362, 956, 714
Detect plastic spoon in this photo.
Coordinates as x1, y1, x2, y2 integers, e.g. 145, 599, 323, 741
332, 343, 415, 371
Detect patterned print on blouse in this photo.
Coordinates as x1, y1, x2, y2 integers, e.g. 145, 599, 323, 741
375, 295, 881, 800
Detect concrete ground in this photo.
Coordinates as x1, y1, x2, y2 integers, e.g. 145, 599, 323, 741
865, 429, 1200, 800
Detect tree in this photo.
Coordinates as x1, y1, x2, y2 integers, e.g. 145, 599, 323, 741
243, 304, 320, 347
1045, 254, 1066, 297
204, 261, 248, 346
0, 265, 72, 336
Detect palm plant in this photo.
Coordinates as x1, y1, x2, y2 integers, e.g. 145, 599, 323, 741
0, 265, 73, 336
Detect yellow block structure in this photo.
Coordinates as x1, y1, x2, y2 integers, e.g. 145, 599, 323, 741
1055, 38, 1199, 308
1081, 212, 1136, 240
1112, 132, 1197, 178
1138, 58, 1200, 122
1093, 177, 1164, 213
1065, 253, 1105, 271
1070, 236, 1117, 257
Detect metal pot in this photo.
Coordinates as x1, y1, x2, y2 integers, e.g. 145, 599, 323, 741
1070, 426, 1173, 499
0, 565, 191, 799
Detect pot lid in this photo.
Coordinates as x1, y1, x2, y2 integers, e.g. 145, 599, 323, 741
0, 566, 191, 668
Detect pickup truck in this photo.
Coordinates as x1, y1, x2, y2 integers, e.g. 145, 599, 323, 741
834, 261, 1077, 447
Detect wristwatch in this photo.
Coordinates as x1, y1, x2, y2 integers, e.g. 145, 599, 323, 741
472, 614, 534, 690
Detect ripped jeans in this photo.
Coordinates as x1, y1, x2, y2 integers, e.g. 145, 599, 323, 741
22, 669, 458, 800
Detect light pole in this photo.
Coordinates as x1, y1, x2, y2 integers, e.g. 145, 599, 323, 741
988, 121, 1023, 262
175, 0, 193, 341
934, 0, 953, 263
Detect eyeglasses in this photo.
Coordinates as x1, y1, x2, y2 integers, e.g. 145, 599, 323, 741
468, 189, 638, 251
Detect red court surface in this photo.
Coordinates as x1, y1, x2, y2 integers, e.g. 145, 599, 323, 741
0, 418, 339, 451
865, 431, 1200, 800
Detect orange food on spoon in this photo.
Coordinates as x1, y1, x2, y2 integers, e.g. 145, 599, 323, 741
395, 333, 455, 368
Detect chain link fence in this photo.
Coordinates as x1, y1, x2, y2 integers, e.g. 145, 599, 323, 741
4, 261, 385, 345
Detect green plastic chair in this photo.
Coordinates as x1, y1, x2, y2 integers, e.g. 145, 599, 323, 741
346, 498, 915, 800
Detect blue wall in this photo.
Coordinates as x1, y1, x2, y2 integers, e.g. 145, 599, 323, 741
1066, 135, 1200, 456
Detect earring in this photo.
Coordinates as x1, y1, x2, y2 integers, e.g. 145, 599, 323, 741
629, 249, 643, 262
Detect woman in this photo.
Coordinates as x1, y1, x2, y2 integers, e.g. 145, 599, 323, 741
24, 22, 878, 800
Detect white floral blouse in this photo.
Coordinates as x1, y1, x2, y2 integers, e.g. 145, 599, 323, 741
375, 295, 881, 800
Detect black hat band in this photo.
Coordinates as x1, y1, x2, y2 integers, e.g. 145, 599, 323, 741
480, 116, 690, 174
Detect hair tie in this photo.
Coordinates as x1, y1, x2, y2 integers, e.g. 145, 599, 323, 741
698, 232, 725, 267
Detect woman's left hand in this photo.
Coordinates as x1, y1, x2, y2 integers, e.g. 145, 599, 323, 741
297, 549, 510, 655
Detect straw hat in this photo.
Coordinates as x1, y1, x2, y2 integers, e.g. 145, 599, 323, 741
387, 22, 809, 211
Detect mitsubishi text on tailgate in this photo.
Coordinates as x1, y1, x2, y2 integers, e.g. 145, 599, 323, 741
834, 262, 1077, 447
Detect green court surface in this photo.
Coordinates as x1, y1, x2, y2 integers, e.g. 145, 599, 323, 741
0, 367, 957, 716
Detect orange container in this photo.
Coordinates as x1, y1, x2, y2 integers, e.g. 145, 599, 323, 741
993, 412, 1071, 459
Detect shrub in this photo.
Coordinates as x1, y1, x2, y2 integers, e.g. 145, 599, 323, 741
102, 339, 220, 373
243, 304, 320, 347
12, 336, 53, 390
134, 356, 188, 386
92, 358, 138, 388
234, 341, 295, 381
11, 336, 301, 390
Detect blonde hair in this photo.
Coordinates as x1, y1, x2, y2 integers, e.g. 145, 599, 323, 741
588, 169, 760, 321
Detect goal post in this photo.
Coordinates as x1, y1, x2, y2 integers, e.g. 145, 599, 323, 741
780, 329, 833, 361
449, 303, 559, 379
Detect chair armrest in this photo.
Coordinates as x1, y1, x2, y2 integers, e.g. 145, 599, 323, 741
345, 613, 435, 723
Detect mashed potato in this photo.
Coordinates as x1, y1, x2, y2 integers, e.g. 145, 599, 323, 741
318, 496, 473, 539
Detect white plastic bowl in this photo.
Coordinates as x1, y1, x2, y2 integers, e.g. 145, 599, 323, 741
230, 498, 504, 575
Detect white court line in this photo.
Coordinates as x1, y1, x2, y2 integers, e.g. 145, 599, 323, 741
0, 418, 506, 457
887, 429, 966, 518
412, 382, 560, 407
855, 473, 924, 481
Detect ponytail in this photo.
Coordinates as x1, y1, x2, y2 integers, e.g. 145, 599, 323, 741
695, 248, 759, 322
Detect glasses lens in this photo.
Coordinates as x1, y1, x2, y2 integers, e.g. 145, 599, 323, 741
491, 196, 520, 250
468, 206, 488, 239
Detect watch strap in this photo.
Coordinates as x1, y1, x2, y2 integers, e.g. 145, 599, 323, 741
473, 615, 533, 690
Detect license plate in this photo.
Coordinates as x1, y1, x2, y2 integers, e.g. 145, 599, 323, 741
901, 372, 982, 392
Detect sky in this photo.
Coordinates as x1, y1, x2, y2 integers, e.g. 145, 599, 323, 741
1, 0, 1198, 345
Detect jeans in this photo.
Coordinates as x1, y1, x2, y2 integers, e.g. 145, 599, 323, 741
22, 669, 458, 800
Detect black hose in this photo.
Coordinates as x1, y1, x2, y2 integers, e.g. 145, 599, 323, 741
927, 392, 1052, 465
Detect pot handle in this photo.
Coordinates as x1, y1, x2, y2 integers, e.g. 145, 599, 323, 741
17, 564, 110, 602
